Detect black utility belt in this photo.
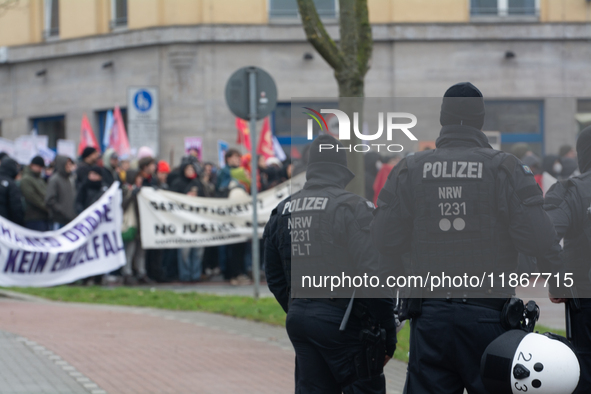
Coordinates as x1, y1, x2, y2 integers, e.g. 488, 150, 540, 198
303, 298, 368, 320
423, 297, 508, 312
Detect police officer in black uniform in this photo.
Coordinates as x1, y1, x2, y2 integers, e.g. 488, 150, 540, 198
371, 82, 563, 394
541, 126, 591, 393
264, 134, 397, 394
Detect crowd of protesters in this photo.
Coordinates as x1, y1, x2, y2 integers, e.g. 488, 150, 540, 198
0, 139, 579, 286
0, 145, 292, 286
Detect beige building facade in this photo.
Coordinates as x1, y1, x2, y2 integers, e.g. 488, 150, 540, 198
0, 0, 590, 161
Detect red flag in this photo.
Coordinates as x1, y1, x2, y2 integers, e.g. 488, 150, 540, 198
110, 106, 131, 157
235, 118, 251, 150
291, 146, 302, 160
257, 117, 274, 159
78, 114, 100, 156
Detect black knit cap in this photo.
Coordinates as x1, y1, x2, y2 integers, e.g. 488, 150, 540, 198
440, 82, 486, 130
308, 135, 348, 168
577, 125, 591, 173
81, 147, 98, 159
30, 155, 45, 168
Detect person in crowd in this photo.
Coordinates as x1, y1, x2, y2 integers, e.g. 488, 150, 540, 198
138, 156, 157, 187
201, 162, 216, 196
171, 161, 206, 282
136, 146, 154, 160
559, 156, 579, 179
559, 144, 576, 159
0, 157, 24, 226
45, 155, 76, 230
118, 158, 130, 184
510, 142, 532, 160
44, 162, 54, 182
121, 170, 153, 285
102, 149, 120, 186
75, 166, 109, 214
76, 166, 109, 285
542, 154, 563, 179
281, 156, 293, 180
261, 157, 285, 190
364, 151, 382, 202
216, 149, 251, 285
216, 149, 247, 197
76, 147, 100, 190
372, 154, 401, 206
20, 155, 50, 231
156, 160, 171, 190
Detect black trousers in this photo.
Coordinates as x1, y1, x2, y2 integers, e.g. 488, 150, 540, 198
286, 299, 385, 394
404, 300, 506, 394
572, 299, 591, 394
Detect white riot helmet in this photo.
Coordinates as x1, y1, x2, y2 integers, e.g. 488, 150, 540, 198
481, 330, 580, 394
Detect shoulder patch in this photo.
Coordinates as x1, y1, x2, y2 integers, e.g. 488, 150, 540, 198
521, 165, 533, 175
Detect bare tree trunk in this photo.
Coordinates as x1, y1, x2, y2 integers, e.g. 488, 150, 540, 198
297, 0, 372, 196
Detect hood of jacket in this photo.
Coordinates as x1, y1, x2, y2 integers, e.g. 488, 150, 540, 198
54, 155, 71, 177
103, 148, 117, 171
0, 158, 19, 179
435, 125, 493, 150
304, 162, 355, 190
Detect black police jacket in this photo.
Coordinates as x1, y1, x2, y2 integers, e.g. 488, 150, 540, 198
263, 161, 396, 332
0, 158, 24, 226
542, 171, 591, 294
371, 125, 562, 294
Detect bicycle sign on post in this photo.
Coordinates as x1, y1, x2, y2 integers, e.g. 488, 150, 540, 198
224, 66, 278, 299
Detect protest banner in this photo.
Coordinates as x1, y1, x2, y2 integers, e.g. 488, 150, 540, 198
14, 135, 37, 165
137, 174, 306, 249
0, 137, 15, 157
57, 139, 77, 160
184, 137, 203, 161
0, 183, 125, 287
217, 140, 229, 168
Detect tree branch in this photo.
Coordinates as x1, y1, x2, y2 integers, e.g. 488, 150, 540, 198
355, 0, 372, 77
297, 0, 344, 71
338, 0, 358, 73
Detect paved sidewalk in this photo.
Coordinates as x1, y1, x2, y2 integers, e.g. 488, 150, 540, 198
0, 296, 408, 394
0, 329, 100, 394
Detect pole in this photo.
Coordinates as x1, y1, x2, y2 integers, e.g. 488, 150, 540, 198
248, 68, 260, 300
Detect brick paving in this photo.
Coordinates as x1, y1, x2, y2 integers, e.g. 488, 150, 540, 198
0, 297, 408, 393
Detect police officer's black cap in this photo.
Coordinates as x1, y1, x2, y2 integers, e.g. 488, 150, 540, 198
440, 82, 486, 130
308, 135, 348, 168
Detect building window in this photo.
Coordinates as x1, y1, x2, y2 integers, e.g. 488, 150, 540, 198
96, 109, 127, 152
269, 0, 337, 20
111, 0, 128, 29
471, 0, 538, 17
44, 0, 59, 39
482, 100, 544, 155
31, 115, 65, 149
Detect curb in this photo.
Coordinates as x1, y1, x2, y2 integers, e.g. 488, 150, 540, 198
0, 289, 50, 303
